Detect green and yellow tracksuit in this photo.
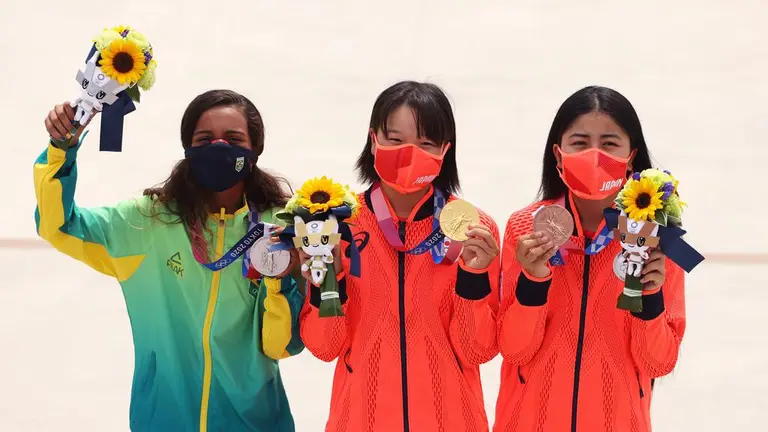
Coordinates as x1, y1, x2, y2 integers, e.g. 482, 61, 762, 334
33, 138, 304, 432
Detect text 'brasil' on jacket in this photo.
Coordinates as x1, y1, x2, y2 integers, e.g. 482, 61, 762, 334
33, 139, 304, 432
494, 194, 686, 432
301, 186, 500, 432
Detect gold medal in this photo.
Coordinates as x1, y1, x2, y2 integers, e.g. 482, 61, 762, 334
439, 199, 480, 241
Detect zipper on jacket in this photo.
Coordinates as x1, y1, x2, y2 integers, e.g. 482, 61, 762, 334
518, 367, 526, 384
344, 348, 354, 373
570, 239, 591, 432
637, 372, 645, 399
199, 210, 227, 432
397, 221, 410, 432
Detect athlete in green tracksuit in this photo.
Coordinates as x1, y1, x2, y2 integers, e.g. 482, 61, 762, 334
34, 90, 303, 432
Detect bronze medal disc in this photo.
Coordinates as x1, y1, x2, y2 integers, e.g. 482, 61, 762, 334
533, 204, 574, 248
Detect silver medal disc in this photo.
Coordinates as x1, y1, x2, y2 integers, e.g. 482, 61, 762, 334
249, 236, 292, 277
612, 252, 627, 281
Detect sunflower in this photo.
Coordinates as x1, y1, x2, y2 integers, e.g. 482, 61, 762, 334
296, 176, 346, 214
99, 39, 147, 85
621, 177, 664, 221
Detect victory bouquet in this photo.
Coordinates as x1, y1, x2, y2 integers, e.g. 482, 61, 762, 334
61, 25, 157, 151
272, 177, 362, 317
607, 169, 704, 312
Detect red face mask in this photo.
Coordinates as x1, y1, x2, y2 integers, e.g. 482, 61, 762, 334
373, 136, 450, 194
557, 147, 635, 200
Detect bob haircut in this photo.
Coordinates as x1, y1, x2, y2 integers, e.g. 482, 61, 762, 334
355, 80, 460, 194
539, 85, 653, 200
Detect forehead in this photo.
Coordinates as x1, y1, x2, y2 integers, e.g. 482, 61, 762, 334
195, 106, 247, 131
565, 111, 627, 136
385, 105, 418, 129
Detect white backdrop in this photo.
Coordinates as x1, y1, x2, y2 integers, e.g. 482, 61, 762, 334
0, 1, 766, 430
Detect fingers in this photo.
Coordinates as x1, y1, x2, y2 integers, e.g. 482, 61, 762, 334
521, 237, 552, 255
466, 226, 499, 255
63, 103, 76, 121
641, 256, 665, 276
55, 103, 74, 134
641, 272, 664, 290
464, 237, 496, 257
518, 231, 545, 243
525, 238, 555, 260
542, 244, 559, 261
646, 249, 665, 264
46, 107, 70, 140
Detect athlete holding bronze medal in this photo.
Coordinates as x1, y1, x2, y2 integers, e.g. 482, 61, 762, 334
494, 87, 688, 432
300, 81, 500, 432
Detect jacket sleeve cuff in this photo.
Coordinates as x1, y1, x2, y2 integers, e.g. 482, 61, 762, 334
309, 274, 348, 308
631, 287, 665, 320
515, 271, 552, 306
455, 264, 492, 300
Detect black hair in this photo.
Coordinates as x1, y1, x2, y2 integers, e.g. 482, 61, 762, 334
143, 89, 290, 227
355, 80, 460, 194
539, 85, 653, 200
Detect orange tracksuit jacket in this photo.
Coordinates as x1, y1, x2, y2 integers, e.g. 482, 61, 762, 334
494, 195, 686, 432
300, 187, 500, 432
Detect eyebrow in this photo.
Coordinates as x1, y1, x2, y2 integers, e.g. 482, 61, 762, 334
568, 132, 623, 139
193, 129, 247, 136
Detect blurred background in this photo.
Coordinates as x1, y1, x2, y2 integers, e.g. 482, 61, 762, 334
0, 0, 766, 430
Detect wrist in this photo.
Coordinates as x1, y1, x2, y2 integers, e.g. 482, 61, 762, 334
523, 265, 551, 281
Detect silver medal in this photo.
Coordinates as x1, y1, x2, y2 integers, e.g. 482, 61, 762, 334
249, 236, 292, 277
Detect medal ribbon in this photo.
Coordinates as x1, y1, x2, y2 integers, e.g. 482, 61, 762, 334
193, 201, 272, 272
370, 184, 462, 265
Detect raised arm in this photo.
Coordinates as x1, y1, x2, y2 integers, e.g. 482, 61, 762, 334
34, 133, 150, 281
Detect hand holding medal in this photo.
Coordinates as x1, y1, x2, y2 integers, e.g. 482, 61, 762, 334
439, 199, 498, 270
516, 204, 574, 279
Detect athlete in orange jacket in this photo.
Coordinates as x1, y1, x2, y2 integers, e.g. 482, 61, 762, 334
494, 86, 686, 432
300, 81, 501, 432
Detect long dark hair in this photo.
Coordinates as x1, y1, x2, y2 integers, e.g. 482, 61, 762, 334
539, 86, 653, 200
355, 80, 460, 194
143, 89, 290, 230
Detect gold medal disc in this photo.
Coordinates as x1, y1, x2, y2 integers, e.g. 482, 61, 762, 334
439, 199, 480, 241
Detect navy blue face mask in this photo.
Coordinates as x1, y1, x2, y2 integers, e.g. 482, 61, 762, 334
185, 139, 256, 192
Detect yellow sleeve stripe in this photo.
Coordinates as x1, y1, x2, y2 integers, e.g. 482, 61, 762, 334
261, 277, 293, 360
34, 146, 144, 282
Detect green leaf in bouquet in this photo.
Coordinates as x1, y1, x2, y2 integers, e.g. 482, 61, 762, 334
653, 210, 668, 227
667, 213, 682, 227
125, 85, 141, 103
293, 206, 311, 221
275, 211, 296, 223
